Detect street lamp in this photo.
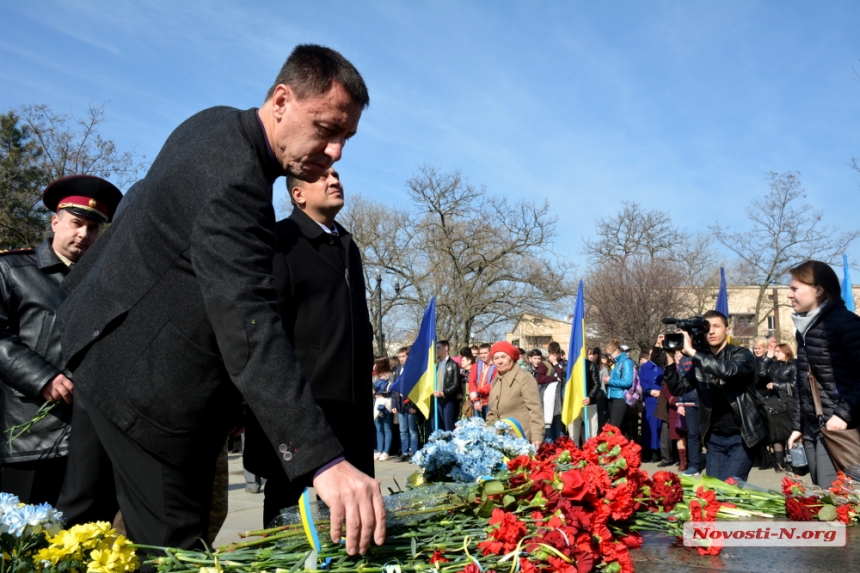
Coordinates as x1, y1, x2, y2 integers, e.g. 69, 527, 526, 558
374, 270, 400, 357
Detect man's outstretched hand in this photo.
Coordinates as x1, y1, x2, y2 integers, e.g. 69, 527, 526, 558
312, 459, 386, 555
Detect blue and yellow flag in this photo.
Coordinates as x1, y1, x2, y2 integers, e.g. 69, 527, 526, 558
561, 281, 586, 428
390, 297, 436, 418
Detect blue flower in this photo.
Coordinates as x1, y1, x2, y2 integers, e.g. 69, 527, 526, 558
413, 417, 535, 483
2, 506, 28, 537
0, 492, 20, 514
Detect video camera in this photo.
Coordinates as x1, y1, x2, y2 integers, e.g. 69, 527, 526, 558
661, 316, 710, 352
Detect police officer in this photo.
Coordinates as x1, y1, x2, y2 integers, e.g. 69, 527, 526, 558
0, 175, 121, 505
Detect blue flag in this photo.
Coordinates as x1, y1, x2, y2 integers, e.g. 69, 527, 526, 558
389, 298, 436, 418
715, 267, 729, 316
842, 254, 855, 312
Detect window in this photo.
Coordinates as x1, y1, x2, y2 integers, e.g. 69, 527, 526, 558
767, 315, 775, 331
730, 314, 755, 337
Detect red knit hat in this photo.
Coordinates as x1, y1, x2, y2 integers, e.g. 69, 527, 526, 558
490, 341, 520, 362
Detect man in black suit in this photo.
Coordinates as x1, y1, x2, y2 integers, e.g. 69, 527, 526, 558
243, 167, 374, 526
431, 340, 461, 431
56, 45, 384, 554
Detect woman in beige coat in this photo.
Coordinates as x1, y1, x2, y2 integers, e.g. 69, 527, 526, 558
485, 341, 544, 447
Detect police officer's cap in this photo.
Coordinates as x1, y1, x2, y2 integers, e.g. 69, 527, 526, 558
42, 175, 123, 224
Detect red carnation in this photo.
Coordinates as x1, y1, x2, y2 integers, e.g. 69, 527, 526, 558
561, 469, 589, 501
786, 497, 814, 521
782, 475, 806, 496
618, 532, 643, 549
479, 508, 529, 555
836, 505, 851, 524
547, 556, 577, 573
429, 551, 448, 564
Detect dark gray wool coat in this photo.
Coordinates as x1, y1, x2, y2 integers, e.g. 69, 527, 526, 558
58, 107, 343, 479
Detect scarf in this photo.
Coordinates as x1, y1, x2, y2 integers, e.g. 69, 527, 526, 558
791, 302, 827, 342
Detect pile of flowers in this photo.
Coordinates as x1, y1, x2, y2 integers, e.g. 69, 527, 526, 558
781, 471, 860, 524
0, 493, 137, 573
412, 418, 536, 483
96, 421, 860, 573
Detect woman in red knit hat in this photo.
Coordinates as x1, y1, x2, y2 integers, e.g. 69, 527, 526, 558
485, 341, 544, 447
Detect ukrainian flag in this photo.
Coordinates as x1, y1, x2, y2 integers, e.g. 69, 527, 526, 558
561, 281, 586, 428
390, 297, 436, 418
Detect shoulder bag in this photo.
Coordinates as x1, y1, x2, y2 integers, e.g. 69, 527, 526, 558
808, 371, 860, 471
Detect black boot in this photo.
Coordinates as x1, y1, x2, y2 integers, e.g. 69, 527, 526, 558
774, 450, 786, 473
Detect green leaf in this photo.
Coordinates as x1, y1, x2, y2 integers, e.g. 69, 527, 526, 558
503, 495, 517, 510
817, 504, 837, 521
477, 498, 496, 518
482, 480, 505, 495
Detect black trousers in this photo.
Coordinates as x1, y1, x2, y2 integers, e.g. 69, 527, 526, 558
57, 394, 118, 525
608, 398, 628, 435
1, 456, 67, 506
57, 392, 222, 549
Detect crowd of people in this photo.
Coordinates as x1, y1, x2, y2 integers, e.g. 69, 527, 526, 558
370, 262, 860, 490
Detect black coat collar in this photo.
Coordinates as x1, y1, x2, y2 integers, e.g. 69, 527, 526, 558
288, 207, 350, 241
37, 237, 69, 271
241, 108, 285, 185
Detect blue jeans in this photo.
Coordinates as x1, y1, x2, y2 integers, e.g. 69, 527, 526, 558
398, 409, 420, 455
544, 415, 565, 443
706, 432, 756, 481
375, 411, 393, 454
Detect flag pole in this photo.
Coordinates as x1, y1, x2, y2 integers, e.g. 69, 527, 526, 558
582, 344, 590, 441
433, 363, 439, 433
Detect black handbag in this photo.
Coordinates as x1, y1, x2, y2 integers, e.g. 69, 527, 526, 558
761, 395, 793, 444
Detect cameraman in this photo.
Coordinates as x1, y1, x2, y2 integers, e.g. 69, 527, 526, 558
659, 310, 767, 481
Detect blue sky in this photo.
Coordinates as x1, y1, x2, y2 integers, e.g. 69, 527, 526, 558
2, 0, 859, 277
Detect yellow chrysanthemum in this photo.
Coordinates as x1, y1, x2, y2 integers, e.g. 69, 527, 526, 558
34, 544, 71, 566
88, 547, 122, 573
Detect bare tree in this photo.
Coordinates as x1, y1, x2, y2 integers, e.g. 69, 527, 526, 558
585, 256, 688, 351
581, 202, 722, 343
19, 103, 146, 190
0, 104, 146, 249
582, 202, 680, 265
711, 171, 859, 329
672, 233, 723, 314
341, 165, 575, 348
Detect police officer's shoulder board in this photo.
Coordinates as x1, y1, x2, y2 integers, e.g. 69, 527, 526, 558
0, 248, 36, 257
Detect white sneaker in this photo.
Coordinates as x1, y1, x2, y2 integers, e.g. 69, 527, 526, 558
373, 452, 381, 460
378, 453, 390, 461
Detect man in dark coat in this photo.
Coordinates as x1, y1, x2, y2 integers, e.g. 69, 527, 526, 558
56, 45, 384, 554
0, 175, 120, 505
243, 167, 375, 526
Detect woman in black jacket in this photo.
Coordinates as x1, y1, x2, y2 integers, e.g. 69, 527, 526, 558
786, 260, 860, 486
757, 343, 796, 471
